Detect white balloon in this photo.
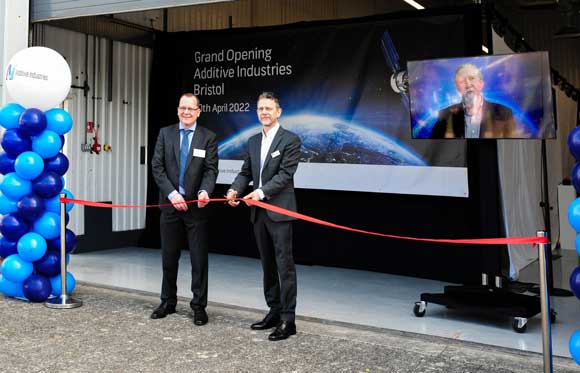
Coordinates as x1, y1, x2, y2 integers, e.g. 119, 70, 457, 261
5, 47, 71, 110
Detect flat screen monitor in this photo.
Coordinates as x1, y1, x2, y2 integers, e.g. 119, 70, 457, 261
408, 51, 555, 139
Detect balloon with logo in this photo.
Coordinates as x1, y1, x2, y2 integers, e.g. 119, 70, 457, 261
5, 47, 71, 110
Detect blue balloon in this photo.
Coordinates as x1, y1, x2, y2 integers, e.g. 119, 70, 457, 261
0, 172, 32, 200
31, 130, 62, 159
17, 232, 47, 262
34, 251, 62, 277
14, 151, 44, 180
19, 108, 47, 136
45, 189, 74, 213
44, 195, 71, 225
33, 211, 60, 240
50, 271, 75, 296
23, 274, 52, 302
0, 213, 30, 241
570, 265, 580, 299
45, 108, 73, 135
570, 329, 580, 364
568, 198, 580, 232
1, 254, 33, 282
32, 171, 63, 198
44, 152, 69, 175
1, 128, 31, 156
0, 191, 18, 214
60, 135, 65, 147
47, 228, 77, 253
0, 275, 24, 298
569, 127, 580, 161
573, 163, 580, 194
0, 152, 16, 174
0, 103, 25, 130
44, 194, 60, 213
62, 189, 74, 212
0, 235, 17, 258
17, 194, 45, 221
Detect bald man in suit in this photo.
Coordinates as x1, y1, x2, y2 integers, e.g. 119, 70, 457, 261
151, 93, 218, 326
227, 92, 301, 341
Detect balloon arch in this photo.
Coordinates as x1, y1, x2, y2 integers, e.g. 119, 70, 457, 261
0, 47, 77, 302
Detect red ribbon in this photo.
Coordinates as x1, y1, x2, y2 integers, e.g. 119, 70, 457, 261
61, 197, 548, 246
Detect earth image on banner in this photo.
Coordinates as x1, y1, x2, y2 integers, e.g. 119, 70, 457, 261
218, 114, 426, 166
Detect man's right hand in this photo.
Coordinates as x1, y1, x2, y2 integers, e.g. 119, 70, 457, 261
226, 190, 239, 207
169, 193, 189, 211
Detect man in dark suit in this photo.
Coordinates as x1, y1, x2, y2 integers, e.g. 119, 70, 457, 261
150, 93, 218, 326
430, 63, 520, 139
226, 92, 301, 341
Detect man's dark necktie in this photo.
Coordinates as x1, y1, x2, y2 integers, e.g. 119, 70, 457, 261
179, 129, 192, 191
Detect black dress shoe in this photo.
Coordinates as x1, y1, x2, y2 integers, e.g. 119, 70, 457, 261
193, 308, 208, 326
150, 303, 176, 319
250, 313, 280, 330
268, 321, 296, 341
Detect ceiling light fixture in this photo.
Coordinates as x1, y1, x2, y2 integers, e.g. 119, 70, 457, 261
403, 0, 425, 10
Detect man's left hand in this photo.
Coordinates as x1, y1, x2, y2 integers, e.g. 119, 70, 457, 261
243, 190, 261, 206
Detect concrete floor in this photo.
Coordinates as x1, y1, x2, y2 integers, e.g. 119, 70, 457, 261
1, 283, 578, 372
66, 247, 580, 359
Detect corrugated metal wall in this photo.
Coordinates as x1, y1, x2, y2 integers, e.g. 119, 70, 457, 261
167, 0, 410, 31
32, 24, 151, 235
31, 0, 232, 22
495, 7, 580, 182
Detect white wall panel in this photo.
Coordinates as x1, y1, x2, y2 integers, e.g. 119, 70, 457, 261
37, 25, 150, 235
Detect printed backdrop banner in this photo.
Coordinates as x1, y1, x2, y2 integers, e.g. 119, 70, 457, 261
151, 12, 472, 197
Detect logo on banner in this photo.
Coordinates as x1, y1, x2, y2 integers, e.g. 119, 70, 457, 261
5, 64, 15, 80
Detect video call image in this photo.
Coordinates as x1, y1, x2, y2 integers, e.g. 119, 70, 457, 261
408, 51, 555, 139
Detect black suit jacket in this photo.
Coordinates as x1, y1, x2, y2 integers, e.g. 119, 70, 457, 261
151, 123, 218, 216
231, 126, 301, 223
430, 100, 518, 139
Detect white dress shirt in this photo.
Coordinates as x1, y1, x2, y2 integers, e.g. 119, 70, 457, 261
257, 122, 280, 199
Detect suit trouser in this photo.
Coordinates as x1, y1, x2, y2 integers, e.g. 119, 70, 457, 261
159, 208, 208, 309
253, 208, 297, 321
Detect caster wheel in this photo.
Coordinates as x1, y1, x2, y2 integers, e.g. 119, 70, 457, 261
413, 301, 426, 317
512, 317, 527, 333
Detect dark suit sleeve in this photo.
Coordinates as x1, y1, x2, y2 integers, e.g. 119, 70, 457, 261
430, 115, 446, 139
151, 128, 175, 198
430, 107, 453, 139
261, 133, 301, 198
199, 130, 218, 195
230, 139, 253, 194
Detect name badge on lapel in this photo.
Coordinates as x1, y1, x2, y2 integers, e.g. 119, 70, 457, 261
193, 148, 206, 158
271, 150, 280, 158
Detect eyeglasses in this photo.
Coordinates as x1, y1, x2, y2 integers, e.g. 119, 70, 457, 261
178, 106, 199, 112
